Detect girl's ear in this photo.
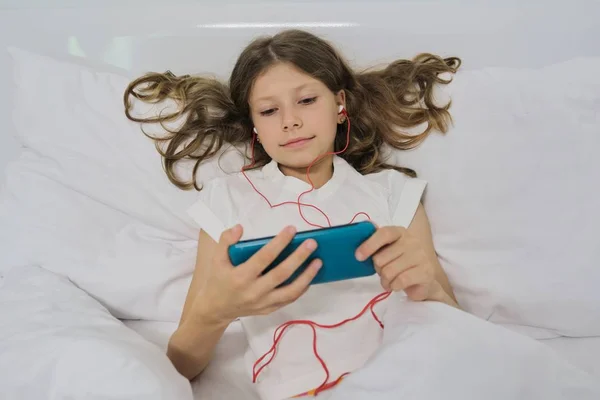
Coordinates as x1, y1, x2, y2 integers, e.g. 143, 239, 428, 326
335, 89, 346, 111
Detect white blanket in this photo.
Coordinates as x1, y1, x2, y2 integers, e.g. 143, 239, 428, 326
329, 295, 600, 400
2, 266, 599, 400
0, 266, 194, 400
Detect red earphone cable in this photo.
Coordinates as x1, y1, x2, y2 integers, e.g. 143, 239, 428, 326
241, 109, 370, 228
252, 291, 392, 395
240, 109, 391, 396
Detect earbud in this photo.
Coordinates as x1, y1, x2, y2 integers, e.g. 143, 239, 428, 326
338, 105, 345, 114
252, 127, 261, 143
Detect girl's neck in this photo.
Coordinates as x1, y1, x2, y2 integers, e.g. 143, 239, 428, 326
278, 155, 334, 189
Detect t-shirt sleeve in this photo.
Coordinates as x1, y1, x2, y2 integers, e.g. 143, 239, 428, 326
387, 171, 428, 228
186, 179, 234, 242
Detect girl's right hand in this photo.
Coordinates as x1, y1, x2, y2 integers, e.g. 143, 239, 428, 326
190, 224, 322, 326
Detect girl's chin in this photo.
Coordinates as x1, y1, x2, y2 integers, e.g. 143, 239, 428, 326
280, 151, 334, 168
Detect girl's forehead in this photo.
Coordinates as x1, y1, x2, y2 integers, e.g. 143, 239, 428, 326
250, 63, 324, 101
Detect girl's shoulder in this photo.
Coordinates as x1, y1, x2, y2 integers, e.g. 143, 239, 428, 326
197, 168, 255, 194
187, 171, 253, 241
360, 168, 427, 227
360, 167, 426, 198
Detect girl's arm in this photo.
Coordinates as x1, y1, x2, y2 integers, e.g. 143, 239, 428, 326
167, 226, 322, 380
167, 230, 226, 380
407, 204, 459, 307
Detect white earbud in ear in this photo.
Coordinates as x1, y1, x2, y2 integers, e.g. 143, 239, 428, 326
338, 105, 344, 114
253, 127, 258, 134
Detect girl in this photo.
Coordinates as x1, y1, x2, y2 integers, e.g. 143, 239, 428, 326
125, 29, 460, 400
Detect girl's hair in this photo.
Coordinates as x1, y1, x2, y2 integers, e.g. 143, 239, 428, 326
124, 29, 461, 190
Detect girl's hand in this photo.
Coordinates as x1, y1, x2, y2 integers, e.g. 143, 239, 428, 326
191, 224, 322, 326
355, 225, 445, 302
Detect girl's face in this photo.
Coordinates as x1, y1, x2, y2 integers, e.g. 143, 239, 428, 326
248, 62, 345, 169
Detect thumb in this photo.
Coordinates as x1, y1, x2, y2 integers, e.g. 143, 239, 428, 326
214, 224, 244, 264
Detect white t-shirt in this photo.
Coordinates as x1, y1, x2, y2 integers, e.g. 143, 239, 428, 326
187, 155, 427, 400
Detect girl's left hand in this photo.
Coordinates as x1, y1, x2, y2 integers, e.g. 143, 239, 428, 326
355, 225, 444, 301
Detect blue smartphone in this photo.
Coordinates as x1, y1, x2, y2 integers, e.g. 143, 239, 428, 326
227, 221, 377, 286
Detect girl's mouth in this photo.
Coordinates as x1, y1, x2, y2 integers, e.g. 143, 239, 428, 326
281, 136, 315, 148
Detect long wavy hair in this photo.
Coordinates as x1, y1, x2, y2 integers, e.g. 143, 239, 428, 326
124, 29, 461, 190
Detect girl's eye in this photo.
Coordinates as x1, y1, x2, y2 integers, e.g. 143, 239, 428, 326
259, 97, 316, 116
260, 108, 276, 116
299, 97, 317, 105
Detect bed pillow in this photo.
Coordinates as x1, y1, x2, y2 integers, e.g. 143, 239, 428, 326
396, 57, 600, 338
0, 265, 193, 400
0, 47, 243, 321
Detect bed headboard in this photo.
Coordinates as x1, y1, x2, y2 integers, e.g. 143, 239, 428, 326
1, 0, 599, 179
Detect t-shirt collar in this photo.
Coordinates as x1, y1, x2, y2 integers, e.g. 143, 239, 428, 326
261, 155, 350, 200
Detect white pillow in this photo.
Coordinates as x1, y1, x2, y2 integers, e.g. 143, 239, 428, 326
1, 47, 243, 321
0, 265, 193, 400
396, 58, 600, 338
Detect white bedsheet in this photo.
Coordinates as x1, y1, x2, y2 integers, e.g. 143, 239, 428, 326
539, 336, 600, 378
327, 297, 600, 400
0, 266, 194, 400
124, 308, 600, 400
2, 265, 599, 400
122, 319, 260, 400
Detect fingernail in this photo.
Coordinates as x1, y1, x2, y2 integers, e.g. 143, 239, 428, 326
314, 259, 323, 270
355, 250, 365, 261
232, 224, 242, 234
305, 239, 317, 250
286, 226, 297, 235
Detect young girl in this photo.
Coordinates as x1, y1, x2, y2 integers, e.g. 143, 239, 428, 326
125, 29, 460, 400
